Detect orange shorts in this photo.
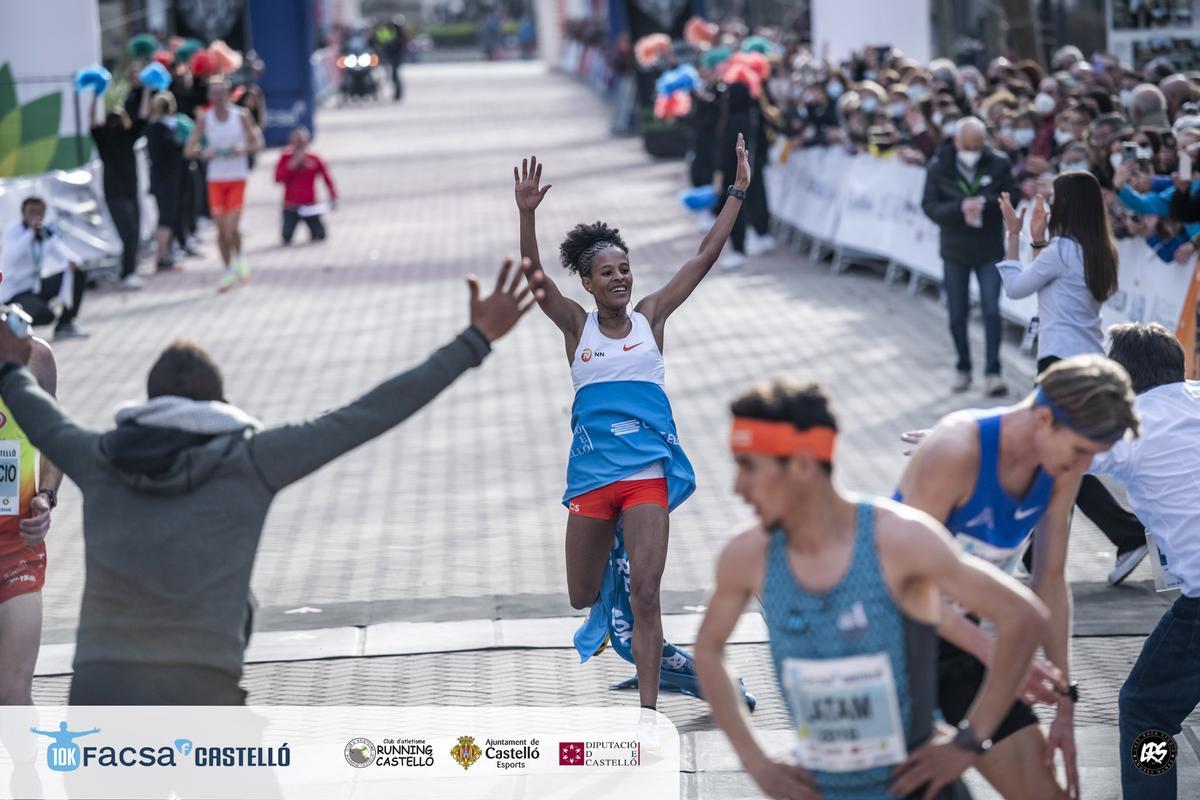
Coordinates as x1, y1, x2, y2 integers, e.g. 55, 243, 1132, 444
568, 479, 668, 520
0, 544, 46, 604
207, 180, 247, 215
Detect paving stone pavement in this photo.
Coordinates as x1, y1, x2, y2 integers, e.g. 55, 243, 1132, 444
27, 61, 1194, 797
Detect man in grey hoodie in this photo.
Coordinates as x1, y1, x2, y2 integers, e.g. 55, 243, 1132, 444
0, 258, 541, 704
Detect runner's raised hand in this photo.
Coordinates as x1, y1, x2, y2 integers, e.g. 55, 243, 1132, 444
514, 155, 552, 212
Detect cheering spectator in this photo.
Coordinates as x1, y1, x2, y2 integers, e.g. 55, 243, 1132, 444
145, 92, 186, 271
274, 126, 337, 245
922, 117, 1016, 395
90, 89, 149, 289
1, 198, 89, 340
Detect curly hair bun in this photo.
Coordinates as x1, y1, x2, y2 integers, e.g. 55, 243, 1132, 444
559, 221, 629, 276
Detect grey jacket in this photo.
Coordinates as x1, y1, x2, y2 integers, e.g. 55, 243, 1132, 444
0, 327, 491, 678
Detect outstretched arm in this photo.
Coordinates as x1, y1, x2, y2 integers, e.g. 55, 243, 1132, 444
637, 133, 751, 327
513, 156, 586, 341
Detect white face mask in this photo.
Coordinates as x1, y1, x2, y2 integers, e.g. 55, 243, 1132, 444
889, 101, 906, 119
861, 97, 878, 113
1060, 161, 1089, 174
826, 82, 844, 98
963, 82, 979, 99
1119, 88, 1133, 108
958, 149, 982, 168
1015, 128, 1036, 147
942, 120, 958, 136
1034, 92, 1057, 115
1055, 129, 1075, 145
932, 110, 945, 127
909, 84, 929, 102
1110, 152, 1124, 171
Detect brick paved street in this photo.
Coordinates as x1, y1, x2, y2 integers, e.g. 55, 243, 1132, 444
28, 62, 1199, 798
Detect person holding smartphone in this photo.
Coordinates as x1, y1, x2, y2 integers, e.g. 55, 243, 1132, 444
0, 198, 89, 340
1167, 141, 1200, 222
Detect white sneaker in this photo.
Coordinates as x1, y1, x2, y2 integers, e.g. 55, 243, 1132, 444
747, 233, 776, 256
952, 371, 972, 393
1108, 544, 1148, 586
695, 215, 713, 233
636, 708, 661, 753
121, 274, 146, 290
719, 251, 747, 270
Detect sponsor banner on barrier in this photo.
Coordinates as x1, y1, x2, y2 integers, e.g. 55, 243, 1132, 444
769, 146, 1199, 333
1103, 238, 1198, 332
0, 706, 680, 799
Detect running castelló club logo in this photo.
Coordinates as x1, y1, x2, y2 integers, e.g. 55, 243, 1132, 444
1132, 730, 1176, 775
344, 738, 376, 768
450, 735, 482, 770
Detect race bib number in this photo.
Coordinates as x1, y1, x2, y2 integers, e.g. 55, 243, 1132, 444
956, 532, 1027, 576
781, 652, 907, 772
0, 440, 19, 516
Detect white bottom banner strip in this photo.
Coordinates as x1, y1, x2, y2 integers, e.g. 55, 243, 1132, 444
0, 706, 680, 799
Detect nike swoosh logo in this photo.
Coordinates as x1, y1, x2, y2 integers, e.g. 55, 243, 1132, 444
623, 342, 644, 351
1014, 506, 1042, 521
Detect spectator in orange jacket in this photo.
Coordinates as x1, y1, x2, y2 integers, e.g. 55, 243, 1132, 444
274, 126, 337, 244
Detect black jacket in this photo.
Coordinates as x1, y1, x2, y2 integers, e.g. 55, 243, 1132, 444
1168, 180, 1200, 222
921, 145, 1016, 265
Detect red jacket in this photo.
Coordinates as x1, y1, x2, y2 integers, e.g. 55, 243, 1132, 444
275, 148, 336, 207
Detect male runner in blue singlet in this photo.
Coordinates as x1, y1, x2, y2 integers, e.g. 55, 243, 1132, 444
896, 355, 1139, 799
696, 381, 1050, 800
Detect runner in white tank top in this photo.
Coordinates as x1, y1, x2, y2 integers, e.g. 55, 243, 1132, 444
185, 78, 263, 292
511, 138, 751, 713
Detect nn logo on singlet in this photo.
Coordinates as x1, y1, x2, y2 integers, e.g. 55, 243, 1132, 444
0, 411, 7, 428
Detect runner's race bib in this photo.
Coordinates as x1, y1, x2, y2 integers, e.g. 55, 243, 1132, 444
781, 652, 907, 772
956, 532, 1027, 576
0, 441, 19, 516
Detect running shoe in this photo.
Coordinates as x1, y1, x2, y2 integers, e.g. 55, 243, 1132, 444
54, 323, 90, 341
635, 707, 661, 754
217, 269, 239, 293
121, 274, 146, 290
234, 255, 251, 284
952, 371, 972, 393
1108, 544, 1148, 586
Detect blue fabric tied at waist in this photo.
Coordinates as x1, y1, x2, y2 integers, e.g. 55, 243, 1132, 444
563, 380, 696, 509
566, 382, 752, 708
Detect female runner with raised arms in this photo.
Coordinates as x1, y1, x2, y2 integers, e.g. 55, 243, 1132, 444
512, 135, 750, 713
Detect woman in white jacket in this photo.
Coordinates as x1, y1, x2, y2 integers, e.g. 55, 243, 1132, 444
997, 172, 1147, 585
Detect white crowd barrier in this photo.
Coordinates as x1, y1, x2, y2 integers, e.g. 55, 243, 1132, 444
766, 146, 1198, 336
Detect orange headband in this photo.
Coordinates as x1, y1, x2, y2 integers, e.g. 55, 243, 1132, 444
730, 419, 837, 461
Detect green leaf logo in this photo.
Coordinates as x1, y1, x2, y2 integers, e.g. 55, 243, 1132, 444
0, 62, 92, 178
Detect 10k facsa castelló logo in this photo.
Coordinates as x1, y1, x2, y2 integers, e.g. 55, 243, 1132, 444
31, 723, 291, 772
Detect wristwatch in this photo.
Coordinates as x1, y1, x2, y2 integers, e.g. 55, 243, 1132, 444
726, 185, 747, 200
953, 720, 992, 754
37, 488, 57, 510
1058, 680, 1080, 704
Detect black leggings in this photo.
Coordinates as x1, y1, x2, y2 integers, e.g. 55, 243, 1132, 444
1024, 355, 1145, 570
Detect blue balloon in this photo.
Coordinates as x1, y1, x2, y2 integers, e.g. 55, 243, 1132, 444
139, 62, 173, 92
74, 65, 112, 94
655, 64, 700, 98
679, 185, 718, 211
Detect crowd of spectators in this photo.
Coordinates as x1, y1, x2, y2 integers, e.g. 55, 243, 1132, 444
764, 40, 1200, 265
